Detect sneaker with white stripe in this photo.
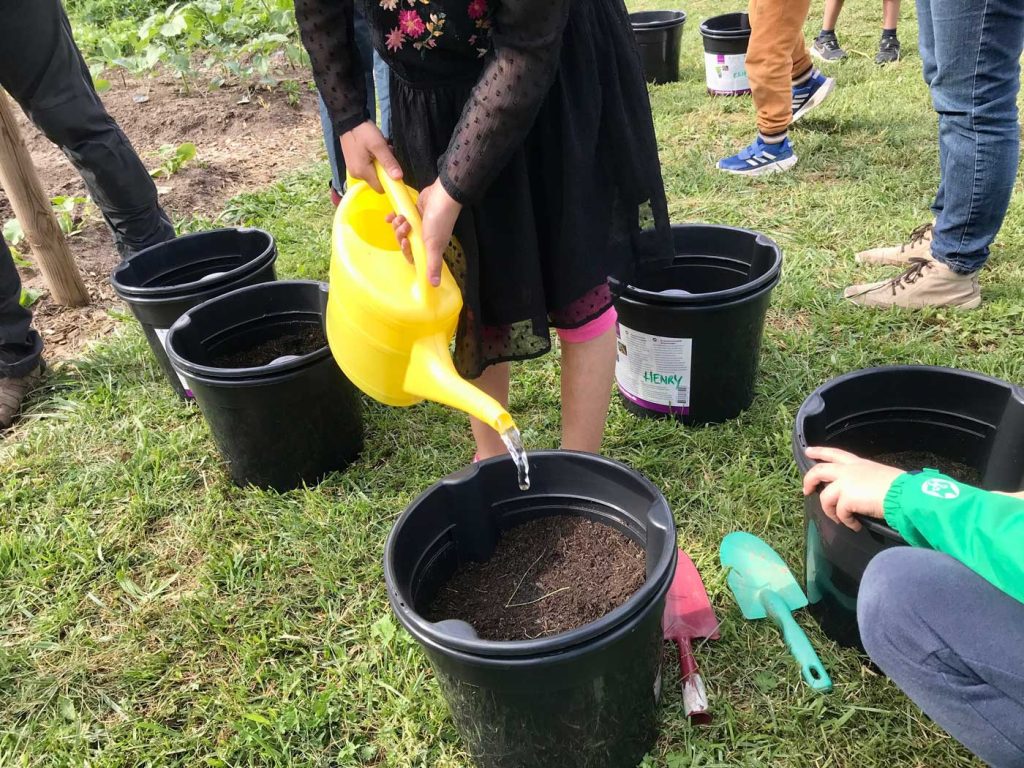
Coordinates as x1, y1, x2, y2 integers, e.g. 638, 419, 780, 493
792, 70, 835, 122
717, 136, 798, 176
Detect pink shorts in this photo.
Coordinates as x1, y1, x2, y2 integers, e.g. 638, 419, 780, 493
555, 307, 618, 344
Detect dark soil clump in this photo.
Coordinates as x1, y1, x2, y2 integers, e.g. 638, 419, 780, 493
872, 450, 983, 486
425, 516, 646, 642
209, 325, 326, 368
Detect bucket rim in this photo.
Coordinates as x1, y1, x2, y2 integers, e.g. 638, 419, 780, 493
629, 9, 687, 29
791, 364, 1023, 540
111, 227, 276, 299
384, 451, 678, 660
166, 279, 332, 382
698, 13, 752, 39
612, 223, 782, 306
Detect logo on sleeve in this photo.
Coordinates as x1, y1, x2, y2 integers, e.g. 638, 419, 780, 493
921, 478, 961, 500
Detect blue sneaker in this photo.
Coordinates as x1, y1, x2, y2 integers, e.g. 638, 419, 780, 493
792, 70, 835, 122
717, 136, 798, 176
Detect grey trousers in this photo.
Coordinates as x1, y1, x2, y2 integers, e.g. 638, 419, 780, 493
859, 548, 1024, 767
0, 0, 175, 376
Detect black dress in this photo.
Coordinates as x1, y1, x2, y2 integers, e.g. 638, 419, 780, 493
296, 0, 672, 378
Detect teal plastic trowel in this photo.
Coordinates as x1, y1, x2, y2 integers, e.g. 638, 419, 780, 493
720, 532, 832, 692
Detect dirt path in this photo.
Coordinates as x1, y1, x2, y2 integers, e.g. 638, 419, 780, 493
0, 73, 324, 362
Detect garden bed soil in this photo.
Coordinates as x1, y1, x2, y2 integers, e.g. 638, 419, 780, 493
872, 450, 983, 486
2, 71, 324, 364
426, 516, 646, 642
208, 325, 326, 368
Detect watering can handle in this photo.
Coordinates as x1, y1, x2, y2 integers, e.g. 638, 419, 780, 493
372, 160, 432, 301
763, 591, 833, 693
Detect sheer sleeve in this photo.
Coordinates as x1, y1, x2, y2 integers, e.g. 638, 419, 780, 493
295, 0, 370, 136
438, 0, 573, 205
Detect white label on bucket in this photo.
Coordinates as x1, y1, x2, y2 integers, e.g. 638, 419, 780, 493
615, 324, 691, 415
154, 327, 194, 398
704, 52, 750, 95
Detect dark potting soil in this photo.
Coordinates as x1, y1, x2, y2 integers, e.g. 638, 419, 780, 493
426, 516, 646, 642
872, 450, 982, 487
208, 325, 326, 368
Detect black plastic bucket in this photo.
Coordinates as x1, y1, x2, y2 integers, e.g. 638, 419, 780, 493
111, 228, 277, 399
165, 280, 363, 491
630, 10, 687, 84
611, 224, 782, 425
699, 13, 751, 96
794, 365, 1024, 648
385, 452, 677, 768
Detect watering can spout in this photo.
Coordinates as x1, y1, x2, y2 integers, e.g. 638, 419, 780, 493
405, 334, 516, 435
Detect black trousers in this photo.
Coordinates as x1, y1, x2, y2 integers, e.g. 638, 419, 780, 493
0, 0, 174, 376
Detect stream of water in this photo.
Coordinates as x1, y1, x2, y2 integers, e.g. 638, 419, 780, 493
499, 427, 531, 491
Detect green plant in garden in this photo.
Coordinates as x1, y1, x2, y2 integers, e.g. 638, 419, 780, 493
2, 197, 89, 267
149, 142, 198, 179
19, 287, 42, 309
50, 196, 91, 238
72, 0, 308, 93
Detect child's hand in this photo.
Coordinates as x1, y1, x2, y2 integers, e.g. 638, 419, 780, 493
340, 121, 403, 193
802, 447, 905, 531
387, 179, 461, 288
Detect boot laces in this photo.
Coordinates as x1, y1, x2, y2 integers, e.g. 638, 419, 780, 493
888, 257, 933, 295
900, 222, 933, 253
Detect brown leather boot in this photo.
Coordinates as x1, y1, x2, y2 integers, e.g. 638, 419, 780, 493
0, 363, 44, 430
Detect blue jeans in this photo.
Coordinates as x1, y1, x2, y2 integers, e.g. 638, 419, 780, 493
859, 548, 1024, 767
317, 5, 391, 194
917, 0, 1024, 274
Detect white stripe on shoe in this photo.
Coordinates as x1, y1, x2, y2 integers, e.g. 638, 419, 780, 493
792, 77, 836, 123
720, 153, 799, 176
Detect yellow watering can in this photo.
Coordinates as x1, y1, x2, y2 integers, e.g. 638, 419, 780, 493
325, 161, 516, 437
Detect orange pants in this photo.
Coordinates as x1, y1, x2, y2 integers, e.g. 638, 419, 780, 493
745, 0, 813, 137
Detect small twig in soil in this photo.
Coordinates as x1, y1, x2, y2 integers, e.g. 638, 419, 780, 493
507, 586, 571, 609
504, 549, 547, 608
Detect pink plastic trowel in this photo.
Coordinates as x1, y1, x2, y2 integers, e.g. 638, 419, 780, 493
662, 548, 720, 725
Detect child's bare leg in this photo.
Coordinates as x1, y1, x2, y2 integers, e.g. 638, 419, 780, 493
561, 328, 616, 453
882, 0, 900, 30
470, 363, 510, 459
822, 0, 845, 30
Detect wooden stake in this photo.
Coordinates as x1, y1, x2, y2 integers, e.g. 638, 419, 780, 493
0, 88, 88, 307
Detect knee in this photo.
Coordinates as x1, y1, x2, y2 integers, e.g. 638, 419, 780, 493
858, 547, 941, 664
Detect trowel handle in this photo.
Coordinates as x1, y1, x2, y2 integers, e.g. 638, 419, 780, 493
763, 591, 833, 693
372, 160, 431, 301
676, 637, 712, 724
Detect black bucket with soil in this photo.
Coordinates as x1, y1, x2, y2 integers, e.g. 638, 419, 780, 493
611, 223, 782, 425
630, 10, 687, 85
794, 365, 1024, 648
385, 452, 678, 768
699, 13, 751, 96
111, 228, 277, 399
166, 280, 363, 491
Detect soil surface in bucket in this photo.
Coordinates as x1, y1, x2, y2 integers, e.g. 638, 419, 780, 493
209, 325, 327, 368
426, 516, 645, 641
871, 450, 982, 486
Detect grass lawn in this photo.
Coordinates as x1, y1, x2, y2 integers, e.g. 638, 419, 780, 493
3, 1, 1022, 766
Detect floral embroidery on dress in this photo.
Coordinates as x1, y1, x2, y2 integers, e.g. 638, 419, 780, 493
467, 0, 492, 57
379, 0, 490, 57
381, 0, 448, 55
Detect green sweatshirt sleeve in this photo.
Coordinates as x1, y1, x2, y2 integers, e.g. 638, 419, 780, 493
884, 471, 1024, 604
